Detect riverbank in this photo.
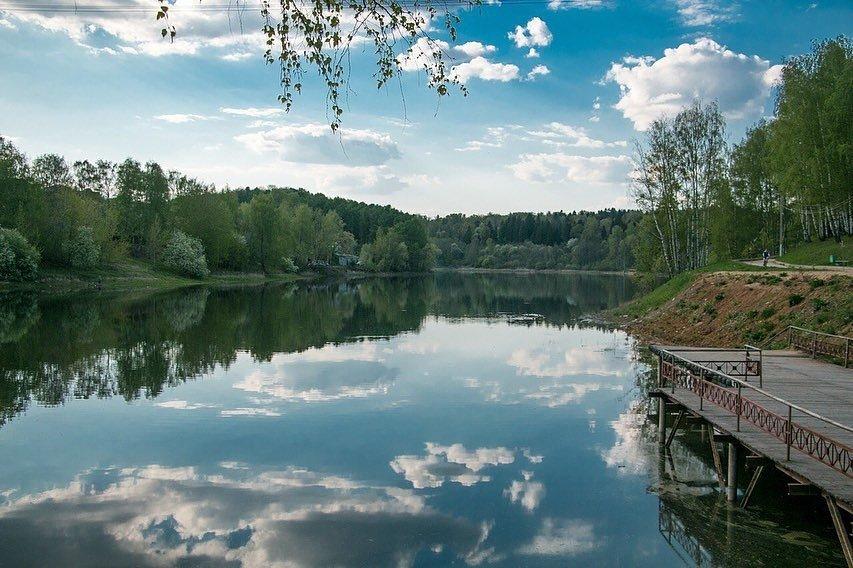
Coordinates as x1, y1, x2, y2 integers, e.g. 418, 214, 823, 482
437, 266, 635, 276
0, 260, 310, 293
611, 268, 852, 347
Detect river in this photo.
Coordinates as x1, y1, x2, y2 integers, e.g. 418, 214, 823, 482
0, 272, 843, 566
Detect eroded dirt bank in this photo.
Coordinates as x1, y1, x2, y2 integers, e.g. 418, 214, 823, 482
617, 271, 852, 347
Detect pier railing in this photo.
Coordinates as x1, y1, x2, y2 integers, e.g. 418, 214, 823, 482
765, 325, 851, 367
652, 346, 853, 478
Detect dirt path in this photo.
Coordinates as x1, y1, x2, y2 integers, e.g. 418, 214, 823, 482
739, 258, 853, 275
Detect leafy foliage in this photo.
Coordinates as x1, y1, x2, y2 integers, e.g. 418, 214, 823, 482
66, 226, 101, 269
0, 228, 40, 282
161, 230, 210, 279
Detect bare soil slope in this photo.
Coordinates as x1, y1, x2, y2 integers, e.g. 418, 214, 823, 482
622, 271, 852, 347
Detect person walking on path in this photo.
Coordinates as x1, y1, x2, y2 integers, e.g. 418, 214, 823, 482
762, 249, 770, 267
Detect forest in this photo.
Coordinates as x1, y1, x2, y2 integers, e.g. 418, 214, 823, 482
0, 37, 848, 282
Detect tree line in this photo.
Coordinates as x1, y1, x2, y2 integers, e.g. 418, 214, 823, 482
633, 37, 851, 277
429, 210, 641, 271
0, 144, 436, 280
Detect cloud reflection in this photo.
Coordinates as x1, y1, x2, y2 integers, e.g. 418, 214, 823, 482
390, 443, 516, 489
0, 464, 492, 567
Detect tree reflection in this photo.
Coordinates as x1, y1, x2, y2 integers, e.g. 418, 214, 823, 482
0, 273, 635, 427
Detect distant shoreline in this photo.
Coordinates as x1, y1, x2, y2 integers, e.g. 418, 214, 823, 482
437, 267, 636, 276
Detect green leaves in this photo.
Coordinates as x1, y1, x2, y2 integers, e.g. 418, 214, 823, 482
157, 0, 472, 130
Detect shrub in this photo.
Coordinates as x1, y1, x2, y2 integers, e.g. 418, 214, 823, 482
811, 298, 828, 311
161, 230, 209, 278
788, 294, 804, 307
702, 302, 717, 317
281, 257, 298, 274
761, 307, 776, 319
809, 278, 825, 289
0, 228, 40, 282
714, 292, 725, 302
66, 226, 100, 269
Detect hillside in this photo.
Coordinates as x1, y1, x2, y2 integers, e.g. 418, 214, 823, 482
616, 270, 853, 347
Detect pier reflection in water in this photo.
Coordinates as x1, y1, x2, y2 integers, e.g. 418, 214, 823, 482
0, 272, 845, 566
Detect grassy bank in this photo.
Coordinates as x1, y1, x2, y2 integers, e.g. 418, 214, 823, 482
613, 268, 852, 347
780, 239, 849, 266
1, 259, 307, 293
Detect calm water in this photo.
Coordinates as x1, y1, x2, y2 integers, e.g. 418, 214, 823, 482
0, 272, 843, 567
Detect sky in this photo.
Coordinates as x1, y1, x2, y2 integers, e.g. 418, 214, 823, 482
0, 1, 850, 216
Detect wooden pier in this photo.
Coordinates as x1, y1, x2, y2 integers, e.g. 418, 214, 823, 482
650, 328, 853, 565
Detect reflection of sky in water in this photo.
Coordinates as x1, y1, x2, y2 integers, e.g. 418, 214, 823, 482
0, 285, 841, 567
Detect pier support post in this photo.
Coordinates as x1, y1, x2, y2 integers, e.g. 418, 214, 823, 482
658, 397, 666, 445
726, 443, 739, 502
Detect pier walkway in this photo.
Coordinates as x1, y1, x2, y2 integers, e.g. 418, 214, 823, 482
650, 331, 852, 564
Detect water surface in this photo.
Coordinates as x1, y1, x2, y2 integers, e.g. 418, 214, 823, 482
0, 273, 843, 566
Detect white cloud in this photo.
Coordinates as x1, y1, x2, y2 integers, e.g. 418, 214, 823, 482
675, 0, 737, 27
454, 41, 497, 58
518, 519, 598, 556
235, 123, 401, 166
454, 126, 513, 152
510, 153, 632, 184
154, 113, 213, 124
220, 51, 254, 62
526, 65, 551, 81
526, 48, 540, 59
390, 443, 515, 489
396, 37, 449, 72
220, 106, 285, 118
508, 17, 553, 49
0, 0, 267, 58
452, 57, 520, 83
527, 122, 626, 148
605, 37, 783, 130
548, 0, 608, 10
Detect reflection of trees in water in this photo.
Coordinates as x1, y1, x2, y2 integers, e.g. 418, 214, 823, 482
0, 273, 635, 427
431, 271, 636, 325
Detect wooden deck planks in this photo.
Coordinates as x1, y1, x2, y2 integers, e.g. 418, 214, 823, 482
657, 346, 853, 509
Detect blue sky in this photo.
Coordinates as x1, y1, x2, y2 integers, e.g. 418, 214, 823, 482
0, 1, 849, 215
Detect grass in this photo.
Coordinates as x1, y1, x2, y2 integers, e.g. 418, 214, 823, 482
780, 239, 849, 266
3, 258, 304, 292
613, 260, 785, 318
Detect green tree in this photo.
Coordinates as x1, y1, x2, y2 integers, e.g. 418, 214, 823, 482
245, 193, 284, 273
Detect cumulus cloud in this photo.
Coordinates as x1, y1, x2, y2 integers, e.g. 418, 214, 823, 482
453, 41, 497, 58
235, 123, 401, 166
390, 443, 515, 489
675, 0, 737, 27
452, 57, 520, 83
526, 65, 551, 81
510, 153, 632, 184
508, 17, 553, 49
454, 126, 514, 152
604, 37, 783, 130
396, 37, 450, 72
526, 48, 540, 58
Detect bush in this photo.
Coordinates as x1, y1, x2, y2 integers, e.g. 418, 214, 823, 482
811, 298, 828, 311
161, 230, 209, 278
761, 307, 776, 319
0, 228, 40, 282
66, 226, 100, 269
788, 294, 804, 307
281, 257, 298, 273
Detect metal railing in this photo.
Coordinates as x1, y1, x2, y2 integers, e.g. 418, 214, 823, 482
765, 325, 851, 368
652, 345, 853, 478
